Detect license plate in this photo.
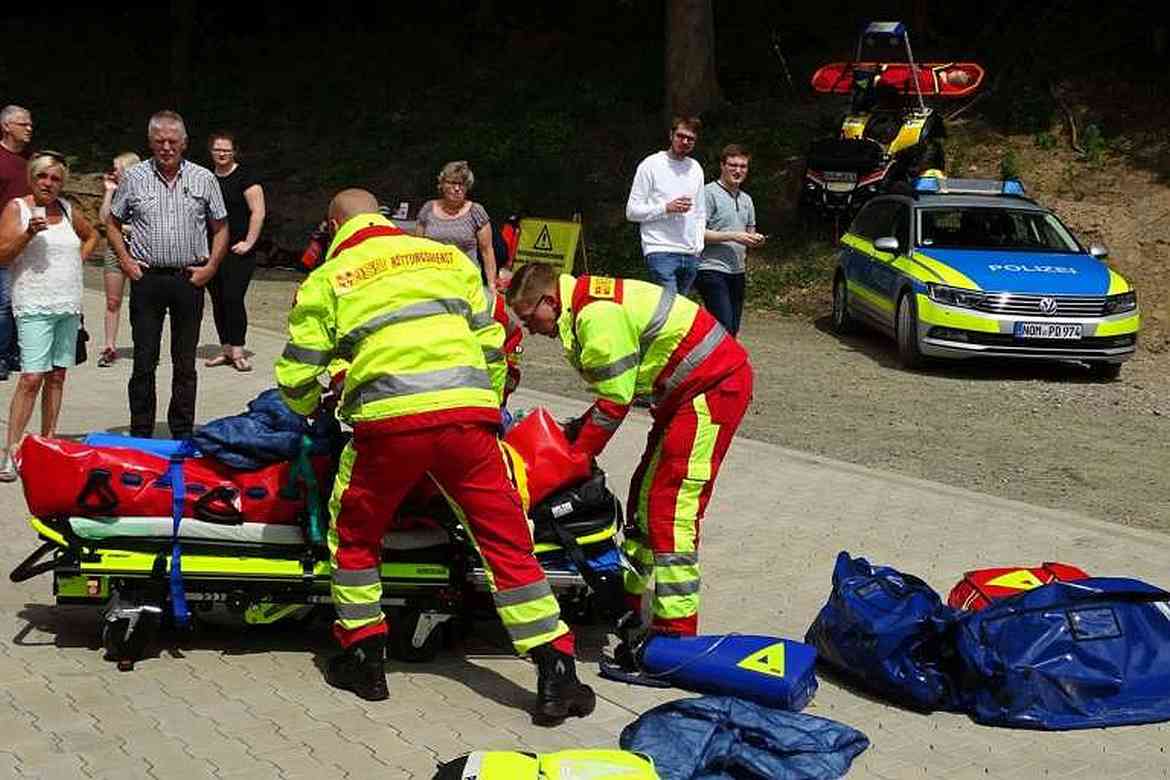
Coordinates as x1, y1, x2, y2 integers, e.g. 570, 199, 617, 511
823, 171, 857, 182
1014, 322, 1083, 340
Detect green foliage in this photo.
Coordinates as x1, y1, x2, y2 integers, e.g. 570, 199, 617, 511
744, 239, 838, 313
1034, 132, 1057, 150
1000, 150, 1021, 181
1081, 124, 1106, 164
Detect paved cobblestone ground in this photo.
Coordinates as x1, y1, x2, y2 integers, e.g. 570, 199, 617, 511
1, 289, 1169, 778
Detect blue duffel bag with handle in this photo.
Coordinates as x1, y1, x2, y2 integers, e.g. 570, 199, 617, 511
956, 576, 1170, 729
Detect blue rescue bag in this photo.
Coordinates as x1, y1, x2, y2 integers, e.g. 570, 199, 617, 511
957, 577, 1170, 729
620, 695, 868, 780
805, 551, 961, 711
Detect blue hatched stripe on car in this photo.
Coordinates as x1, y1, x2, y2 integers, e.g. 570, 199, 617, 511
916, 249, 1111, 295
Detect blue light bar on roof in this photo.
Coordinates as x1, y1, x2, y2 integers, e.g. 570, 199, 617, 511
913, 177, 1028, 196
865, 21, 906, 37
914, 176, 941, 192
1002, 179, 1026, 195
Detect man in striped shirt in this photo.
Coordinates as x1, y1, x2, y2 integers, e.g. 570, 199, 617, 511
106, 110, 228, 439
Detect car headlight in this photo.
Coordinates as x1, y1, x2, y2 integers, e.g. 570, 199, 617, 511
1103, 291, 1137, 315
927, 283, 986, 310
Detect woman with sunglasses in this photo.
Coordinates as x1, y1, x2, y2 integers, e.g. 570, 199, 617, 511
0, 151, 98, 480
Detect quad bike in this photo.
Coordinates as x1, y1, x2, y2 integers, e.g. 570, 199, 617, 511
800, 21, 985, 228
9, 412, 626, 670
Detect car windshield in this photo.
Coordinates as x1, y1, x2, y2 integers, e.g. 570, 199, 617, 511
917, 207, 1082, 253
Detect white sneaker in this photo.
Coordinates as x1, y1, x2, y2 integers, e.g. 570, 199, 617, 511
0, 451, 17, 482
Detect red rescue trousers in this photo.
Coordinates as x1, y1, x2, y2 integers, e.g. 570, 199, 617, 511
622, 362, 753, 635
329, 421, 572, 655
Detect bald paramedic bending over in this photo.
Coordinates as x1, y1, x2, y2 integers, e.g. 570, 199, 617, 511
275, 190, 595, 726
506, 262, 754, 639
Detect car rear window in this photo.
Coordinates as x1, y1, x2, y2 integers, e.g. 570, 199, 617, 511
917, 207, 1081, 252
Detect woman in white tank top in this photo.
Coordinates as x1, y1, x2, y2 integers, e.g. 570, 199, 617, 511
0, 152, 98, 480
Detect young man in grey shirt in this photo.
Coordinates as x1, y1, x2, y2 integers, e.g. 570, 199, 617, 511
696, 144, 765, 336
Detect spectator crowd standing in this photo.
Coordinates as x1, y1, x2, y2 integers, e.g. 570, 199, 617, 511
105, 110, 227, 439
625, 116, 706, 294
0, 152, 97, 480
0, 105, 35, 380
204, 131, 265, 373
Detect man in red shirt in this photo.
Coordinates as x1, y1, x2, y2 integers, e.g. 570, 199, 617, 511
0, 105, 34, 380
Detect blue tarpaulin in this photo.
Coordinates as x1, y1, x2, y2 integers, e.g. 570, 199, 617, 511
192, 389, 342, 470
620, 696, 868, 780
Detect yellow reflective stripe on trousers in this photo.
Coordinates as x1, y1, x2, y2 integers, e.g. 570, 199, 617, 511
621, 537, 654, 597
327, 442, 386, 630
496, 593, 567, 653
673, 393, 718, 553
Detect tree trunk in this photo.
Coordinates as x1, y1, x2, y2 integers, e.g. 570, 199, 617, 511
664, 0, 722, 118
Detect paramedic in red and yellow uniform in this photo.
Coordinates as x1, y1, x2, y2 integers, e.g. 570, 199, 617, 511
276, 190, 593, 726
506, 262, 752, 637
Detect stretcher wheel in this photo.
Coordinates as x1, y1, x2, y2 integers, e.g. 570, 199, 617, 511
388, 608, 447, 662
102, 611, 160, 671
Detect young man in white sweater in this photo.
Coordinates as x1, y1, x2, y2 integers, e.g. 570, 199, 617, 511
625, 116, 706, 294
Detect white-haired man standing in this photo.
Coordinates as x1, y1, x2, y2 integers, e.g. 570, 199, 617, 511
0, 105, 35, 379
106, 110, 228, 439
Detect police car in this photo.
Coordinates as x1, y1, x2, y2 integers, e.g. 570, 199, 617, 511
830, 175, 1139, 378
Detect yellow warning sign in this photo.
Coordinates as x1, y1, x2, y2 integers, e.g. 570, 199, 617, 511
986, 570, 1046, 590
514, 218, 581, 274
736, 642, 786, 678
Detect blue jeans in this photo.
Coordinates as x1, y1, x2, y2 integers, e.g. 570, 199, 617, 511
0, 268, 15, 373
645, 252, 699, 295
695, 270, 746, 335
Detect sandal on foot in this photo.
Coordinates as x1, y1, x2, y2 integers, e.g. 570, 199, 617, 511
205, 354, 232, 367
231, 355, 253, 372
97, 347, 118, 368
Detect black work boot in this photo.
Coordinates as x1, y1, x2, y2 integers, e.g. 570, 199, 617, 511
530, 643, 596, 726
325, 635, 388, 702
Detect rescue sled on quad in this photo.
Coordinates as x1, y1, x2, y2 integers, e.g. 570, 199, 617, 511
800, 21, 985, 225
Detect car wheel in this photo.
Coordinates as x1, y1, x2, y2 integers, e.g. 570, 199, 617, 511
831, 275, 854, 334
1087, 361, 1122, 381
896, 291, 925, 370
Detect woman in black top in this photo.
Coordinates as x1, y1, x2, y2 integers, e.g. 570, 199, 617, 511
205, 131, 265, 372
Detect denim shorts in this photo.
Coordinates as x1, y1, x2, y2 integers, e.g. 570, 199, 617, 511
16, 312, 80, 373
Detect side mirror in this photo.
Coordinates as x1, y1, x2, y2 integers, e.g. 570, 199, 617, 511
1089, 244, 1109, 259
874, 236, 900, 252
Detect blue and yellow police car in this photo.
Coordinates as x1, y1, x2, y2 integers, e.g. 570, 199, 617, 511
830, 175, 1139, 379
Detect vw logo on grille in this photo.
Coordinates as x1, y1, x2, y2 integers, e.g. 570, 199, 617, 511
1038, 297, 1058, 315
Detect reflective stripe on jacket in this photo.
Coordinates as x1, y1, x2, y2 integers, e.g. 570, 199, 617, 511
556, 274, 748, 455
275, 214, 506, 428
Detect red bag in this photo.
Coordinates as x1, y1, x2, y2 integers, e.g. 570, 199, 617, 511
20, 436, 330, 525
503, 408, 592, 507
947, 562, 1090, 611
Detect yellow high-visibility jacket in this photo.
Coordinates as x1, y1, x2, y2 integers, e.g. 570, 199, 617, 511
275, 214, 506, 430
